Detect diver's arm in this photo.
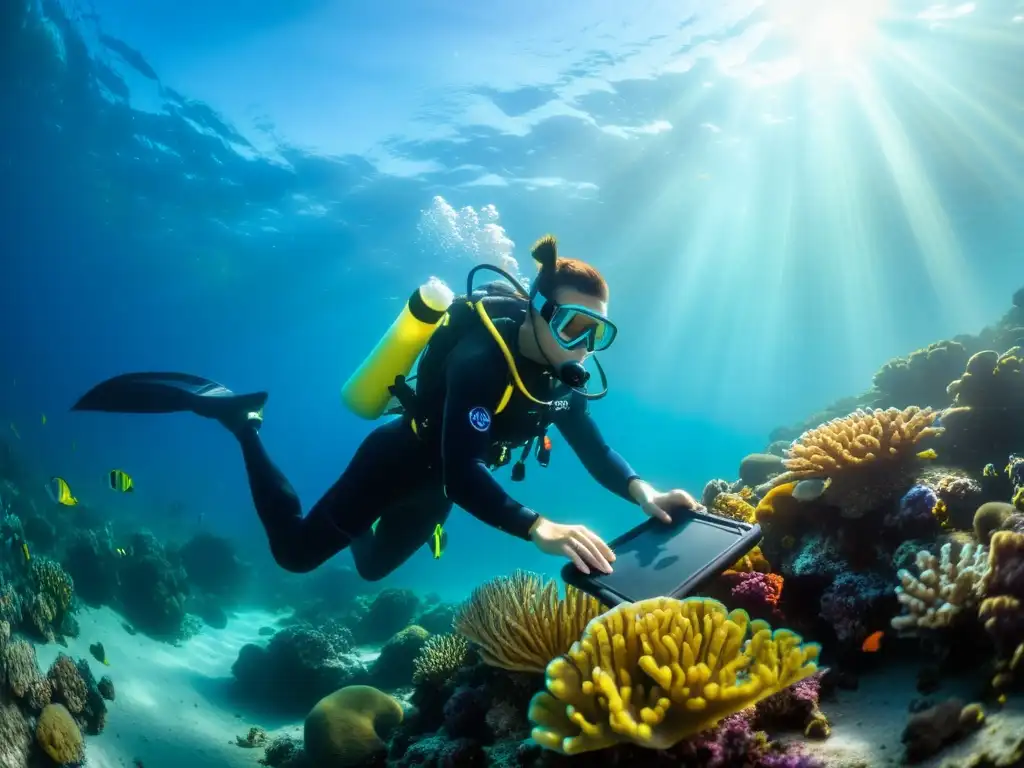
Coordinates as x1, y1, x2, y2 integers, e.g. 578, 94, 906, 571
440, 336, 540, 540
554, 395, 640, 503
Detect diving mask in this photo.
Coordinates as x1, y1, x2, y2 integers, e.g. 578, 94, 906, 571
532, 292, 618, 353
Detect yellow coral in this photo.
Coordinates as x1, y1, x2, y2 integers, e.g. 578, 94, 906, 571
528, 596, 820, 755
730, 546, 770, 573
412, 633, 469, 685
36, 703, 83, 764
772, 407, 942, 484
453, 570, 607, 673
712, 493, 756, 523
304, 686, 403, 767
754, 482, 797, 523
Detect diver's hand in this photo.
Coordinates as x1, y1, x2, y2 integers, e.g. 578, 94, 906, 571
629, 479, 702, 524
529, 518, 615, 574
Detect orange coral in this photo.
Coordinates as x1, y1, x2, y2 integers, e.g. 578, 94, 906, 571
773, 407, 943, 484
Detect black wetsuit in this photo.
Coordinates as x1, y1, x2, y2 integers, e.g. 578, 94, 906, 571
234, 322, 639, 579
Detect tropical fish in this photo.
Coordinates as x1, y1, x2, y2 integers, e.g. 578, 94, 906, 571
983, 463, 998, 478
115, 546, 132, 558
108, 469, 134, 493
21, 542, 30, 562
792, 477, 831, 502
46, 477, 78, 506
916, 448, 938, 460
9, 423, 19, 440
861, 630, 884, 653
89, 641, 109, 665
431, 523, 448, 559
41, 414, 46, 425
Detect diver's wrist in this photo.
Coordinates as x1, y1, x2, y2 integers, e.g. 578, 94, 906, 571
628, 478, 654, 505
527, 515, 546, 539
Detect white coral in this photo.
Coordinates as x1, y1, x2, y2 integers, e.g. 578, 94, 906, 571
891, 542, 989, 631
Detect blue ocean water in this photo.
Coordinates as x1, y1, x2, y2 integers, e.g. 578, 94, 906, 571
1, 0, 1021, 609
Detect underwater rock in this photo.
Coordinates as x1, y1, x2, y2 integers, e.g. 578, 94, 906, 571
232, 622, 367, 714
177, 532, 249, 600
63, 527, 120, 607
901, 697, 984, 763
701, 478, 731, 509
370, 625, 429, 690
415, 602, 457, 635
97, 675, 115, 701
118, 531, 190, 639
740, 453, 785, 487
261, 735, 307, 768
356, 588, 420, 643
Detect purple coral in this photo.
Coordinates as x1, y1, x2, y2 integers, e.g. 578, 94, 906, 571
819, 572, 892, 643
720, 572, 784, 620
676, 713, 824, 768
887, 485, 940, 537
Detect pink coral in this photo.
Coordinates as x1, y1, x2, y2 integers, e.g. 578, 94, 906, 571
719, 571, 785, 620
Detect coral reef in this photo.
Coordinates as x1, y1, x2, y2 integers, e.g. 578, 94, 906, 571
370, 625, 430, 690
527, 596, 820, 754
304, 685, 404, 767
891, 542, 989, 631
770, 406, 943, 518
232, 620, 368, 713
117, 532, 190, 638
36, 702, 84, 764
454, 570, 606, 673
412, 633, 469, 686
978, 531, 1024, 689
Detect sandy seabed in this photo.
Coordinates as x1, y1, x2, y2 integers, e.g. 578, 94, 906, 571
29, 606, 1024, 768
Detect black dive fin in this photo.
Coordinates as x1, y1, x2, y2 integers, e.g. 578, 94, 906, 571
72, 372, 268, 421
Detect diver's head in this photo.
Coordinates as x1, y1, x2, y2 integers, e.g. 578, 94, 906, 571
520, 235, 617, 386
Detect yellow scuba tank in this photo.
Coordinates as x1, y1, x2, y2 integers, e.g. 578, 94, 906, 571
341, 277, 455, 419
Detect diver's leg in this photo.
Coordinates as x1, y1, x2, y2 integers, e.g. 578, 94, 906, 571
233, 418, 430, 573
350, 488, 453, 582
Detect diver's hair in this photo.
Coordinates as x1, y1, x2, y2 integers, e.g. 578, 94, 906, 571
530, 235, 609, 301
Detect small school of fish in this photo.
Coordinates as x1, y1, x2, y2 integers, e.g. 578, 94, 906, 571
46, 468, 135, 507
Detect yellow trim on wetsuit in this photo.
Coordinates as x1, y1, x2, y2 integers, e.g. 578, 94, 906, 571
407, 295, 547, 437
472, 301, 554, 407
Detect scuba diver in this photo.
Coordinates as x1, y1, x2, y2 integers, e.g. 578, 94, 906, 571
71, 235, 700, 580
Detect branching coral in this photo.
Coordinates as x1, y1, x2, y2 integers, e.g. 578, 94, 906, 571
891, 542, 988, 631
527, 596, 820, 755
453, 570, 606, 673
412, 634, 469, 686
774, 407, 942, 482
770, 407, 943, 517
978, 531, 1024, 688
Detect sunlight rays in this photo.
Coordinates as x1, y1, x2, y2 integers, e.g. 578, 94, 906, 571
767, 0, 891, 71
584, 0, 1022, 402
846, 64, 982, 330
